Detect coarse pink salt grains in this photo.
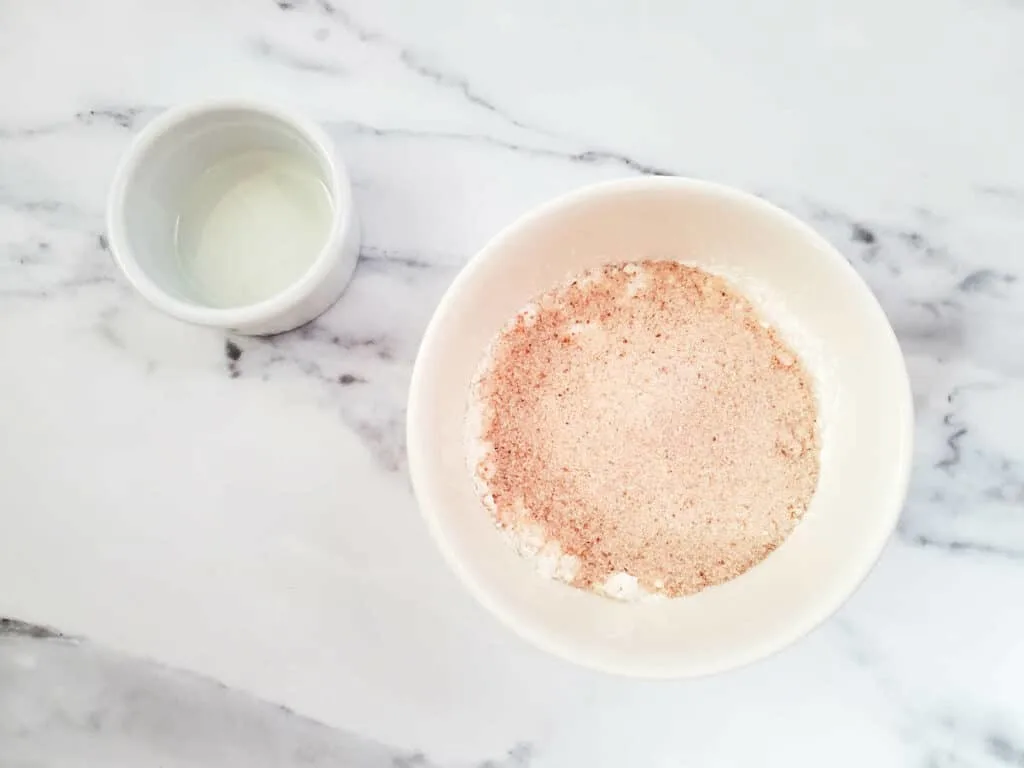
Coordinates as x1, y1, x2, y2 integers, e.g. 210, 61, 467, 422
467, 260, 820, 599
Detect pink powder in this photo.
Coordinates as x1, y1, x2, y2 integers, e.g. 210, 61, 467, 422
470, 261, 820, 598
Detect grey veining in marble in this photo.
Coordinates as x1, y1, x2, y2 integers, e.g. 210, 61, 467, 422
0, 635, 536, 768
3, 0, 1024, 765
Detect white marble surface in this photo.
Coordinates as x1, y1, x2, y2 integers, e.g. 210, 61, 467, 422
2, 0, 1024, 765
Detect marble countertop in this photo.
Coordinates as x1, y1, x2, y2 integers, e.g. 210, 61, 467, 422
3, 0, 1024, 765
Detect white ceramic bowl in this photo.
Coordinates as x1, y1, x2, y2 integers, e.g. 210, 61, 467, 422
407, 177, 913, 677
107, 101, 359, 336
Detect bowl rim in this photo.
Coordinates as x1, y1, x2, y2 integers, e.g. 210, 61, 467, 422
407, 175, 914, 678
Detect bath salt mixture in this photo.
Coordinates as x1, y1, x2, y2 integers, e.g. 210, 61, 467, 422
467, 260, 820, 599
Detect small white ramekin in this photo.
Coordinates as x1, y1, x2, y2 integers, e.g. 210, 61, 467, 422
106, 100, 359, 335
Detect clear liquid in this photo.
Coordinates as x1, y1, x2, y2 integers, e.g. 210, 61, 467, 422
174, 149, 333, 308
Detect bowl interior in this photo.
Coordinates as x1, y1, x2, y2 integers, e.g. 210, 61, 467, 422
117, 107, 335, 307
407, 178, 912, 677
